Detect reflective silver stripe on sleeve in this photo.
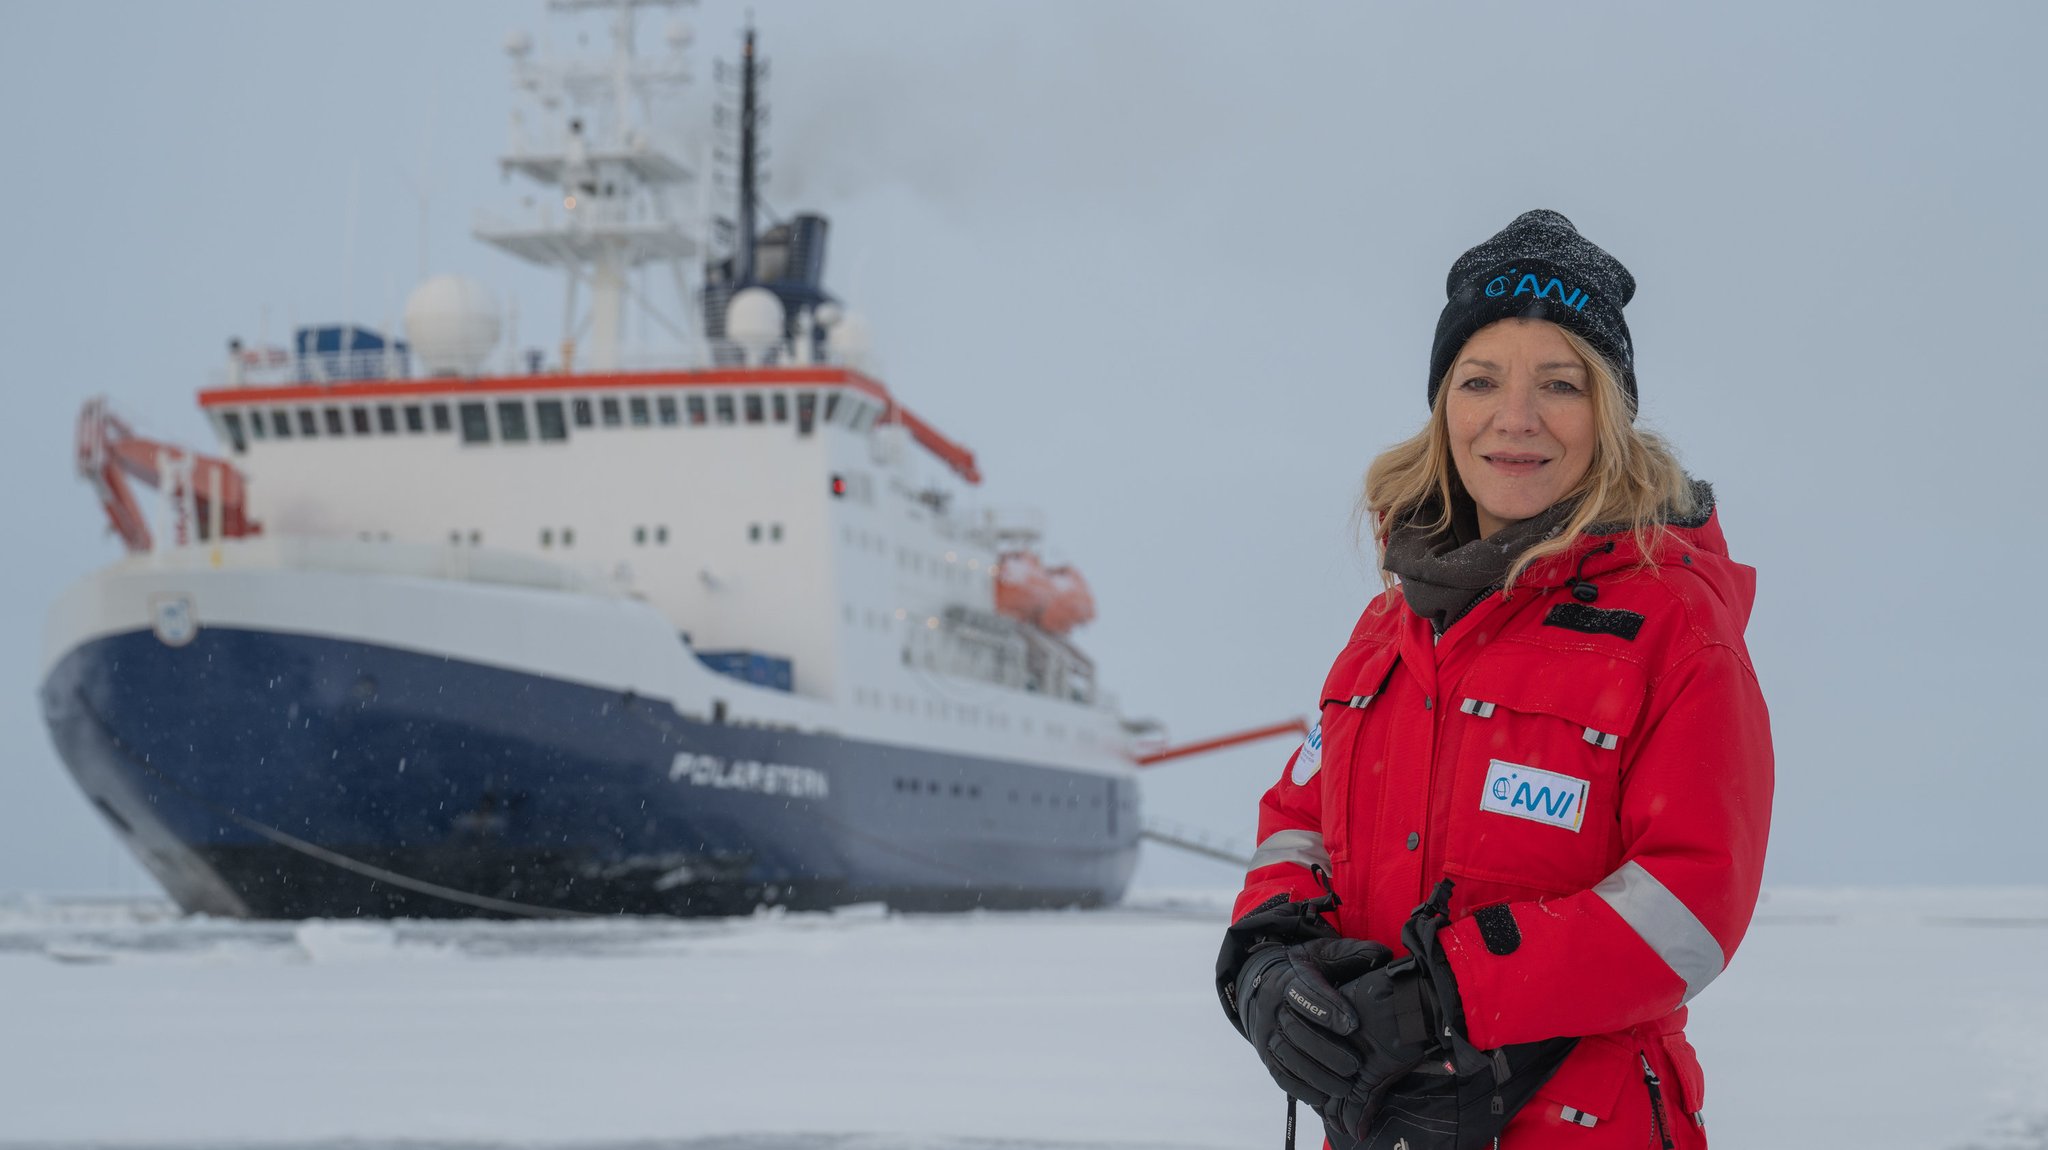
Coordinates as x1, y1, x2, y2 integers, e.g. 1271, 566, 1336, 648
1582, 727, 1619, 750
1347, 694, 1375, 709
1460, 698, 1496, 718
1559, 1107, 1597, 1128
1594, 860, 1726, 1003
1248, 829, 1331, 873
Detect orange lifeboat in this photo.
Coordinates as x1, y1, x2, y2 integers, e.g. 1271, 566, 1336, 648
995, 552, 1096, 635
995, 552, 1053, 621
1038, 564, 1095, 634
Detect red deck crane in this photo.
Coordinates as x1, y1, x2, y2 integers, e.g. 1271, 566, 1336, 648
76, 397, 261, 553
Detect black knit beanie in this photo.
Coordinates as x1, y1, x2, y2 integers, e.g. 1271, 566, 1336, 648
1428, 209, 1638, 416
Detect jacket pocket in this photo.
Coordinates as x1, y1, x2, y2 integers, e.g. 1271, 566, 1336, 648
1442, 643, 1649, 899
1660, 1032, 1707, 1132
1520, 1034, 1636, 1134
1311, 640, 1400, 931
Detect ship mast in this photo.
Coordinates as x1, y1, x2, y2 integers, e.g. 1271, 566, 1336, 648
477, 0, 699, 372
734, 26, 759, 287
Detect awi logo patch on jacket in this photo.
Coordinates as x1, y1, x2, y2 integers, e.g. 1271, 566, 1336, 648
1290, 724, 1323, 785
1480, 760, 1589, 832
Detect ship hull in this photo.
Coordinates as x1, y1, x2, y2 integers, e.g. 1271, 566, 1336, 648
39, 552, 1140, 919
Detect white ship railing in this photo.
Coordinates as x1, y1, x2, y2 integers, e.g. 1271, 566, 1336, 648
207, 341, 856, 389
130, 536, 625, 598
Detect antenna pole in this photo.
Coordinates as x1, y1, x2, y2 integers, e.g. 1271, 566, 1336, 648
736, 25, 758, 285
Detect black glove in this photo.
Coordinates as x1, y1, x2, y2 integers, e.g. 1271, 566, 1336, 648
1268, 880, 1471, 1140
1217, 890, 1341, 1035
1235, 936, 1396, 1109
1315, 952, 1456, 1137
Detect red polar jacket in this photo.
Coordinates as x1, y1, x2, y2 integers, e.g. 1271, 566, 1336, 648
1233, 504, 1772, 1147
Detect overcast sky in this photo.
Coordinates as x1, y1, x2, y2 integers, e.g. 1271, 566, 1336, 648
2, 1, 2042, 896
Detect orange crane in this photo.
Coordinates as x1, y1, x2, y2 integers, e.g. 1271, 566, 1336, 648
77, 397, 260, 553
1132, 718, 1310, 767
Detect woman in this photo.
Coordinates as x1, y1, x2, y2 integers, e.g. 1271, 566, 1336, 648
1217, 210, 1772, 1149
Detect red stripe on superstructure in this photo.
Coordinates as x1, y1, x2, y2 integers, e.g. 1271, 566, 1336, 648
198, 364, 985, 486
196, 366, 889, 408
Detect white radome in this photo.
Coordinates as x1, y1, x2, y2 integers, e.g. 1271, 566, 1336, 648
725, 287, 786, 352
404, 275, 503, 376
826, 309, 873, 369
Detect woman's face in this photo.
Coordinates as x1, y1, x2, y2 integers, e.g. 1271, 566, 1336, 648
1445, 318, 1598, 539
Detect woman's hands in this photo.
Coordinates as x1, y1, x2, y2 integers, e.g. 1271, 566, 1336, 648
1234, 937, 1397, 1110
1240, 880, 1472, 1141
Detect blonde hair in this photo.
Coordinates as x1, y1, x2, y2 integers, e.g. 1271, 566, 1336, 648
1359, 327, 1696, 592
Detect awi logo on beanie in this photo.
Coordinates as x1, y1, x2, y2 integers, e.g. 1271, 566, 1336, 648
1482, 269, 1592, 313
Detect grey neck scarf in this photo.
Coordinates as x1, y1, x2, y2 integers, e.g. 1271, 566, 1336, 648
1383, 495, 1578, 633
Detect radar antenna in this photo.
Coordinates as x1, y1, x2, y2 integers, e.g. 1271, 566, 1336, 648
475, 0, 700, 372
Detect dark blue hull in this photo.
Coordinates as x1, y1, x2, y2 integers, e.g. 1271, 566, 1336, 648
39, 627, 1140, 918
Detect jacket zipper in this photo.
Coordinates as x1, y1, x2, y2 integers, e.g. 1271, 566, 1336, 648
1640, 1051, 1675, 1149
1437, 583, 1501, 640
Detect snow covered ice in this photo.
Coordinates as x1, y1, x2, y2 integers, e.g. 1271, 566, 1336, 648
2, 888, 2045, 1149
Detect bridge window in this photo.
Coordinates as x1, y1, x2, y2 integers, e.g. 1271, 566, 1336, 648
772, 392, 789, 423
403, 405, 424, 433
459, 402, 490, 444
634, 526, 647, 545
535, 399, 568, 441
497, 400, 530, 442
246, 410, 266, 440
431, 403, 451, 432
376, 405, 397, 434
350, 407, 371, 435
771, 523, 783, 542
272, 410, 292, 438
657, 395, 678, 425
714, 394, 736, 424
573, 397, 594, 427
744, 393, 765, 423
796, 392, 816, 436
628, 396, 651, 426
540, 528, 553, 548
222, 411, 247, 454
655, 525, 668, 545
562, 527, 575, 547
686, 395, 707, 425
749, 523, 762, 543
298, 409, 319, 437
823, 392, 841, 424
324, 408, 345, 436
600, 397, 622, 427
